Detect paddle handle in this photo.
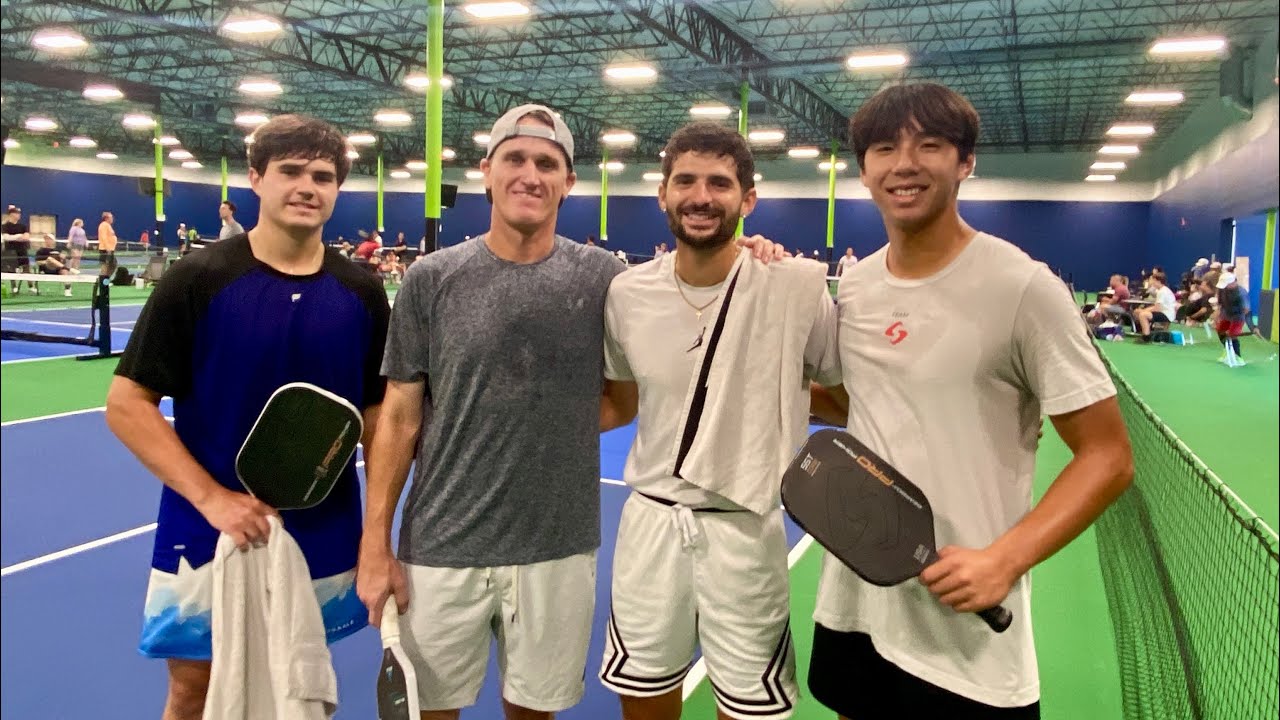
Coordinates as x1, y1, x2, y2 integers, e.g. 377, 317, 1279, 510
380, 597, 401, 645
979, 605, 1013, 633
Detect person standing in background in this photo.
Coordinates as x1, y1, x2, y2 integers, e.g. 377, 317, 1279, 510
218, 201, 244, 241
67, 218, 88, 272
2, 205, 34, 294
836, 247, 858, 276
97, 211, 118, 274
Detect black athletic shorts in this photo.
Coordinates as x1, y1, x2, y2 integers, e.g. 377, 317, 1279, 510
808, 623, 1040, 719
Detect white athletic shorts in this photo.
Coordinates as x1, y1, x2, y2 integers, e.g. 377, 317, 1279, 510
399, 550, 596, 712
599, 492, 797, 719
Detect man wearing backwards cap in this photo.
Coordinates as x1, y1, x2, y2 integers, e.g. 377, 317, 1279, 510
358, 104, 785, 718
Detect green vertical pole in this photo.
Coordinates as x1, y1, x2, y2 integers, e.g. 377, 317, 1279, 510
825, 142, 838, 263
220, 156, 228, 202
737, 81, 749, 236
599, 145, 609, 243
376, 150, 385, 233
153, 120, 165, 250
423, 0, 444, 252
1263, 209, 1278, 343
1262, 209, 1276, 290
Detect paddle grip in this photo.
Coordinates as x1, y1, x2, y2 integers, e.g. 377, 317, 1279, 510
380, 597, 401, 644
979, 604, 1013, 633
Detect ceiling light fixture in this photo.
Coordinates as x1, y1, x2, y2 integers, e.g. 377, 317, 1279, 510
83, 84, 123, 101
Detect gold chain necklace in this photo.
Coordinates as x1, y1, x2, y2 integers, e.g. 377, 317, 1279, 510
673, 256, 719, 320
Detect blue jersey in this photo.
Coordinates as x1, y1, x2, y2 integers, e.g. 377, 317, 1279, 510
116, 235, 389, 579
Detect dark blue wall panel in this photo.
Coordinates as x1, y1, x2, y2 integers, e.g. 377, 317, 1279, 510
1, 164, 1145, 289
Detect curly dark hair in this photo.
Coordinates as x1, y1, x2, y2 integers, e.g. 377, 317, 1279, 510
660, 122, 755, 191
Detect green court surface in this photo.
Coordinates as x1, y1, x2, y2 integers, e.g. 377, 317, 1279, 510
1097, 333, 1279, 530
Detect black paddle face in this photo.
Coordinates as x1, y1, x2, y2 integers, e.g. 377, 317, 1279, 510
235, 383, 363, 510
377, 649, 414, 720
783, 429, 937, 586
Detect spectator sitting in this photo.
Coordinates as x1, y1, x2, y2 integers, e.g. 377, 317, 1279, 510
391, 231, 408, 255
1191, 257, 1209, 280
377, 249, 405, 283
337, 241, 354, 259
354, 235, 380, 261
34, 234, 73, 296
1202, 262, 1222, 290
1177, 279, 1216, 326
1133, 270, 1176, 343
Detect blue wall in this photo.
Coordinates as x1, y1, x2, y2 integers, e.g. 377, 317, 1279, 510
1234, 212, 1271, 312
2, 164, 1144, 289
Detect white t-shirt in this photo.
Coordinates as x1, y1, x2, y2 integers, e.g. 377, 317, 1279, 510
836, 254, 858, 275
1153, 285, 1176, 318
816, 232, 1116, 708
604, 252, 841, 508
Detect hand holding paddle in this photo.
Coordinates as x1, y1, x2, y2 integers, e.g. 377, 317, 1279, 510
782, 429, 1013, 633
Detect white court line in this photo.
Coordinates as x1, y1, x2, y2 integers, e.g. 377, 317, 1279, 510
1, 316, 132, 331
0, 407, 173, 427
682, 534, 816, 700
1, 523, 158, 577
1, 406, 105, 427
0, 473, 626, 576
0, 355, 84, 365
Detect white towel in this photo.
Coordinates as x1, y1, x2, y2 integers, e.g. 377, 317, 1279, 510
204, 516, 337, 720
667, 248, 830, 515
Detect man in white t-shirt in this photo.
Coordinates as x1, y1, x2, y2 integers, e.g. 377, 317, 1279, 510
598, 122, 842, 720
836, 247, 858, 276
1133, 270, 1177, 343
808, 82, 1134, 718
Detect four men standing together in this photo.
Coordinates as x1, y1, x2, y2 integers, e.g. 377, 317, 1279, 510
110, 82, 1133, 720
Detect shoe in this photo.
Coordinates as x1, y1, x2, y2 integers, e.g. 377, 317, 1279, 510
64, 288, 73, 297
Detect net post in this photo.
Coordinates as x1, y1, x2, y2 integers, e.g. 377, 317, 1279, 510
75, 273, 122, 361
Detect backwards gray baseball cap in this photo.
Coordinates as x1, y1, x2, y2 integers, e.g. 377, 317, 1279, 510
486, 104, 574, 167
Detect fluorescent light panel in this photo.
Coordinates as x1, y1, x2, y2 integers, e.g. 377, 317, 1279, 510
83, 84, 123, 101
819, 160, 848, 171
689, 104, 732, 118
1090, 161, 1127, 170
847, 52, 908, 69
238, 79, 282, 95
604, 63, 657, 81
601, 131, 636, 145
1125, 90, 1184, 105
69, 136, 97, 148
642, 172, 664, 181
1085, 174, 1117, 182
223, 17, 282, 35
375, 110, 413, 125
1106, 123, 1155, 137
235, 113, 270, 126
33, 30, 86, 50
96, 152, 118, 160
1149, 37, 1226, 56
1099, 145, 1141, 156
748, 129, 785, 143
122, 114, 155, 129
464, 169, 485, 179
25, 117, 58, 131
787, 146, 821, 159
462, 2, 530, 19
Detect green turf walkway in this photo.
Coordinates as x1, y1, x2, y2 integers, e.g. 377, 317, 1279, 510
1096, 333, 1278, 530
1, 356, 121, 422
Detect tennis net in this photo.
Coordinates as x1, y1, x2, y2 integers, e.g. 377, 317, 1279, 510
0, 271, 113, 354
1094, 352, 1279, 719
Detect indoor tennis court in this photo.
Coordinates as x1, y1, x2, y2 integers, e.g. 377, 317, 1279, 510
3, 2, 1280, 719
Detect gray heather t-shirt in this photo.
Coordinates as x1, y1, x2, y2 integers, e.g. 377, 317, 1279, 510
383, 235, 625, 567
